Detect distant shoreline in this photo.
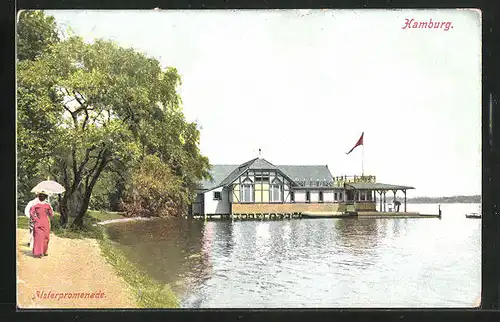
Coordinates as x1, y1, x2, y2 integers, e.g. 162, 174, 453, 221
392, 195, 481, 204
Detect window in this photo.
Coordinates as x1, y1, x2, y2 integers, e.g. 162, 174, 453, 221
271, 185, 281, 202
319, 191, 324, 203
290, 191, 295, 202
360, 191, 366, 201
306, 191, 311, 203
213, 191, 222, 200
255, 176, 269, 183
334, 192, 338, 201
270, 178, 282, 202
241, 178, 254, 202
339, 192, 343, 201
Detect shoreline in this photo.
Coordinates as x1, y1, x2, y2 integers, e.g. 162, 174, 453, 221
96, 216, 156, 226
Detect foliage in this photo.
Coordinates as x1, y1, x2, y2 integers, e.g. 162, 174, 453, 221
17, 10, 60, 61
17, 10, 61, 209
89, 170, 127, 211
120, 155, 188, 218
17, 216, 30, 230
17, 12, 211, 228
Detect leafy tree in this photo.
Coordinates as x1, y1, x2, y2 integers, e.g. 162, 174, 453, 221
18, 33, 211, 228
17, 10, 60, 61
17, 10, 61, 209
120, 113, 211, 217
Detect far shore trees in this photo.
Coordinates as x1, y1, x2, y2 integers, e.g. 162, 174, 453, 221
17, 10, 211, 228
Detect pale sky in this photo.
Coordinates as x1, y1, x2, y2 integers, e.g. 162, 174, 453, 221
46, 9, 481, 197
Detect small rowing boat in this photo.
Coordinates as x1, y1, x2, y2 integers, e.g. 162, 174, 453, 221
465, 205, 481, 219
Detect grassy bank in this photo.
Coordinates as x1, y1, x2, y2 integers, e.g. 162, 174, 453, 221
17, 210, 121, 239
17, 210, 179, 308
98, 233, 179, 308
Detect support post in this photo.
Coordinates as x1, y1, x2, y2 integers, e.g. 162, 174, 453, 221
403, 189, 407, 212
383, 191, 386, 212
392, 189, 397, 212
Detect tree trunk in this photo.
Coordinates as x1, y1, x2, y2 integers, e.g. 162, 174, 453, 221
70, 191, 91, 228
60, 189, 83, 226
58, 193, 69, 227
70, 152, 110, 229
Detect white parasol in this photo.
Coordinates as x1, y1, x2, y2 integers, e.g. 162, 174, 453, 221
31, 180, 66, 195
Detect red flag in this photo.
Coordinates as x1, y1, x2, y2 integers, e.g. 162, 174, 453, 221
346, 132, 364, 155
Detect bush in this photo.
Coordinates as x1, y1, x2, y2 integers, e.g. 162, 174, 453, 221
120, 155, 189, 218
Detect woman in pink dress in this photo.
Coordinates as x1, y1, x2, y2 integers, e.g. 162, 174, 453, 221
29, 193, 54, 258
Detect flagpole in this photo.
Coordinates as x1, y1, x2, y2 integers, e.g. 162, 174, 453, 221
362, 143, 364, 176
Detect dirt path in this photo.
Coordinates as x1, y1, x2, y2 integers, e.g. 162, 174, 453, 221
17, 228, 137, 309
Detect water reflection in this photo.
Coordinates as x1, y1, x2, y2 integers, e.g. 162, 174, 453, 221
106, 218, 211, 295
106, 206, 481, 308
204, 221, 234, 258
334, 218, 385, 250
390, 218, 410, 238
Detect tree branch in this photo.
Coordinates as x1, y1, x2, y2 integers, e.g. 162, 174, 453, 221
84, 148, 105, 189
85, 150, 111, 192
82, 107, 90, 130
73, 90, 87, 108
73, 145, 96, 186
92, 109, 105, 126
70, 146, 79, 193
62, 103, 78, 127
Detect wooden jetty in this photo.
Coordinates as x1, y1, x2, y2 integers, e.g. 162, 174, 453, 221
357, 211, 441, 219
191, 209, 441, 220
301, 211, 356, 218
192, 212, 303, 220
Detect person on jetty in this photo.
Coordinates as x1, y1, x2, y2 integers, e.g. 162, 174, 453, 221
24, 194, 43, 248
394, 200, 401, 212
29, 192, 54, 258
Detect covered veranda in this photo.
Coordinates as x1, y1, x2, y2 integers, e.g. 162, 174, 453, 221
344, 182, 415, 212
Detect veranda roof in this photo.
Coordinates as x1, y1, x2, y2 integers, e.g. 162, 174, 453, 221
345, 182, 415, 190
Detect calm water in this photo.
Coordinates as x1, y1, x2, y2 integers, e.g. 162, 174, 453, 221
105, 203, 481, 308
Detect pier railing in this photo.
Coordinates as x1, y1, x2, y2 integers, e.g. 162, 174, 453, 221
332, 175, 376, 187
293, 175, 376, 188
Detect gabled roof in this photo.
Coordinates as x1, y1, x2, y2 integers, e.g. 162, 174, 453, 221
198, 164, 239, 191
220, 158, 299, 188
218, 158, 260, 187
249, 158, 279, 170
197, 158, 335, 191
